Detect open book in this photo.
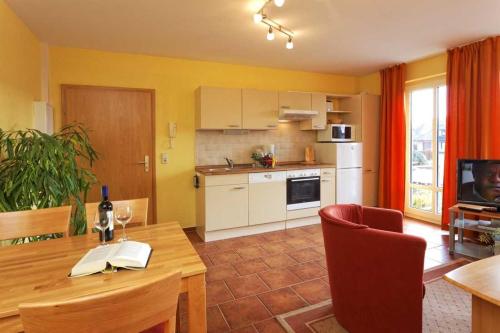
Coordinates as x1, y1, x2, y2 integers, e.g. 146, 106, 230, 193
70, 241, 152, 277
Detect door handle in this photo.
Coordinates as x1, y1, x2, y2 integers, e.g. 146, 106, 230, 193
136, 155, 150, 172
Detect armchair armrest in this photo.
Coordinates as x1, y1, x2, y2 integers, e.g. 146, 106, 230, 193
362, 206, 403, 233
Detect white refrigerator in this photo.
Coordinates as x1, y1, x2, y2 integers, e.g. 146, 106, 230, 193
314, 142, 363, 204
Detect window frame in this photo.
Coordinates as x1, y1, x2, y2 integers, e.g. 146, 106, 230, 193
404, 76, 446, 224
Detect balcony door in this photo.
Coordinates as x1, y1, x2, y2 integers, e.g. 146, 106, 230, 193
405, 79, 447, 223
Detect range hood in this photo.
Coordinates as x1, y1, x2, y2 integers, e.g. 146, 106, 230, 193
279, 108, 319, 120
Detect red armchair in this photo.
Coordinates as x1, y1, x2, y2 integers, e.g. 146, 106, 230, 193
319, 204, 426, 333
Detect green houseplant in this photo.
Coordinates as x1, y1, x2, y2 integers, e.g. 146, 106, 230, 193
0, 124, 98, 241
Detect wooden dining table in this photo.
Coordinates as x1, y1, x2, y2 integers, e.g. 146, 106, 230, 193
444, 255, 500, 333
0, 222, 207, 332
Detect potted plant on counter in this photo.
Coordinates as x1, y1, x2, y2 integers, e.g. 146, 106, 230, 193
0, 124, 98, 242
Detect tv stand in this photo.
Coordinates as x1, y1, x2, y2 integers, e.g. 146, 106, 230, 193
449, 204, 500, 259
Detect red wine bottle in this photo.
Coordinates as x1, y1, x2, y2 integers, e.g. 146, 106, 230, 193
98, 185, 114, 241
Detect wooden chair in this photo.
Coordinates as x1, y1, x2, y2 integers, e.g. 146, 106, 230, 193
85, 198, 149, 234
0, 206, 72, 241
19, 270, 181, 333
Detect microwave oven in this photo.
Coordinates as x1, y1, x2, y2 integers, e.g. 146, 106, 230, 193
317, 124, 355, 142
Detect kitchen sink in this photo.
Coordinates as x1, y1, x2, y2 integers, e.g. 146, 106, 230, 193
205, 165, 253, 172
206, 167, 233, 172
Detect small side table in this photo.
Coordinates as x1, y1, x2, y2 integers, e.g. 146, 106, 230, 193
449, 205, 500, 259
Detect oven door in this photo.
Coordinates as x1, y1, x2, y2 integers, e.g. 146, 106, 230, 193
287, 176, 321, 210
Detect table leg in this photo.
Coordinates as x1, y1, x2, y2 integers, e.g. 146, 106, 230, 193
472, 295, 500, 333
458, 212, 464, 243
449, 211, 455, 254
186, 273, 206, 333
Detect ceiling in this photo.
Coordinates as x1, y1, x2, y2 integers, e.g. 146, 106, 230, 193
6, 0, 500, 75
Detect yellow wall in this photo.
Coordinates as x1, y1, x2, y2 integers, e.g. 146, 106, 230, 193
0, 1, 40, 130
357, 52, 448, 95
358, 72, 381, 95
49, 46, 359, 227
406, 53, 447, 82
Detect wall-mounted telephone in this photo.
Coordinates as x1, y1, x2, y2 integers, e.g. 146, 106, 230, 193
168, 122, 177, 148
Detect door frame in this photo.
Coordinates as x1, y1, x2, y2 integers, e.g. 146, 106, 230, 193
61, 84, 157, 224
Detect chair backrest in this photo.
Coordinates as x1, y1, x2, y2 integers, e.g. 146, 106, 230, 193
85, 198, 149, 234
319, 204, 364, 227
0, 206, 72, 241
19, 270, 181, 333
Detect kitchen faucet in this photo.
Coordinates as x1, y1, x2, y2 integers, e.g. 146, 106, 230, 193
224, 157, 234, 169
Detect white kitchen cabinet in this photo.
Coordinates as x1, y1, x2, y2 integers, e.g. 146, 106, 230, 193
195, 86, 242, 129
197, 173, 249, 232
300, 93, 327, 130
279, 91, 311, 110
249, 172, 286, 225
320, 168, 336, 207
205, 184, 248, 231
242, 89, 279, 130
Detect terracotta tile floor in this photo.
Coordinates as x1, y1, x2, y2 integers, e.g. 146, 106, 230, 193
180, 217, 461, 333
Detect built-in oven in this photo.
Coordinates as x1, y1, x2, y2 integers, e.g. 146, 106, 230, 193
286, 169, 321, 211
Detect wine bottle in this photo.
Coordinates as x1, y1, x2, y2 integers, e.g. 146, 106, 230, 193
98, 185, 114, 241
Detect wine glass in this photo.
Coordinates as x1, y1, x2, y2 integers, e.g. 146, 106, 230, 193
115, 205, 132, 242
94, 211, 110, 247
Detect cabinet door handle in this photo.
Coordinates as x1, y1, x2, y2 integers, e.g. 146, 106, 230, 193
228, 125, 239, 128
264, 174, 272, 179
267, 125, 277, 128
313, 125, 322, 129
322, 172, 331, 175
321, 179, 330, 182
232, 186, 245, 190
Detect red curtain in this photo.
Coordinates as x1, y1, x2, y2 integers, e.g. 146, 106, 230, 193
442, 36, 500, 228
378, 64, 406, 212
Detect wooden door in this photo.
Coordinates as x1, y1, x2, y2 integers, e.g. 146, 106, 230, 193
242, 89, 279, 130
62, 85, 156, 224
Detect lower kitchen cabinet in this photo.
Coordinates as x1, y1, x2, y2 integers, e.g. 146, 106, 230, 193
320, 168, 336, 208
196, 173, 249, 232
249, 172, 286, 225
204, 184, 249, 231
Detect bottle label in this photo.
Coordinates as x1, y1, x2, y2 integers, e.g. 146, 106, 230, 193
107, 211, 114, 231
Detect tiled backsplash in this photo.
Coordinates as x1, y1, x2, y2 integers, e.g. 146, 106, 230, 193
195, 123, 316, 166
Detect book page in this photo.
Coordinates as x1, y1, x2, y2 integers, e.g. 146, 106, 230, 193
70, 244, 120, 277
109, 241, 152, 269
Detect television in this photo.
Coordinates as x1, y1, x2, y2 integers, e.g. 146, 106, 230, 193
457, 159, 500, 211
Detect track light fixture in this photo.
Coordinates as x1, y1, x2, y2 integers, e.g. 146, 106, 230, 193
253, 0, 294, 49
267, 27, 275, 41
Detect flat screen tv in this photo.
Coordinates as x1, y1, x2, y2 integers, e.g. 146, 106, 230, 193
457, 159, 500, 211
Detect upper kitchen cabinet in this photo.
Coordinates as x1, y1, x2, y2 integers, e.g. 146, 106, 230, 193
195, 86, 242, 129
242, 89, 279, 130
278, 91, 311, 110
300, 92, 327, 130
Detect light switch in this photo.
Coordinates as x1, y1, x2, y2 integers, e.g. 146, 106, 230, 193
161, 153, 168, 164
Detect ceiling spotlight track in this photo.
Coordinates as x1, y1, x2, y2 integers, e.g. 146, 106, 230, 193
253, 0, 294, 49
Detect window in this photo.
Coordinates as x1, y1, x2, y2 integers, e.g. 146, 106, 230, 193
405, 79, 447, 223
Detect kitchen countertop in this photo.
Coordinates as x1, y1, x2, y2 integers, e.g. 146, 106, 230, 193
195, 162, 336, 175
